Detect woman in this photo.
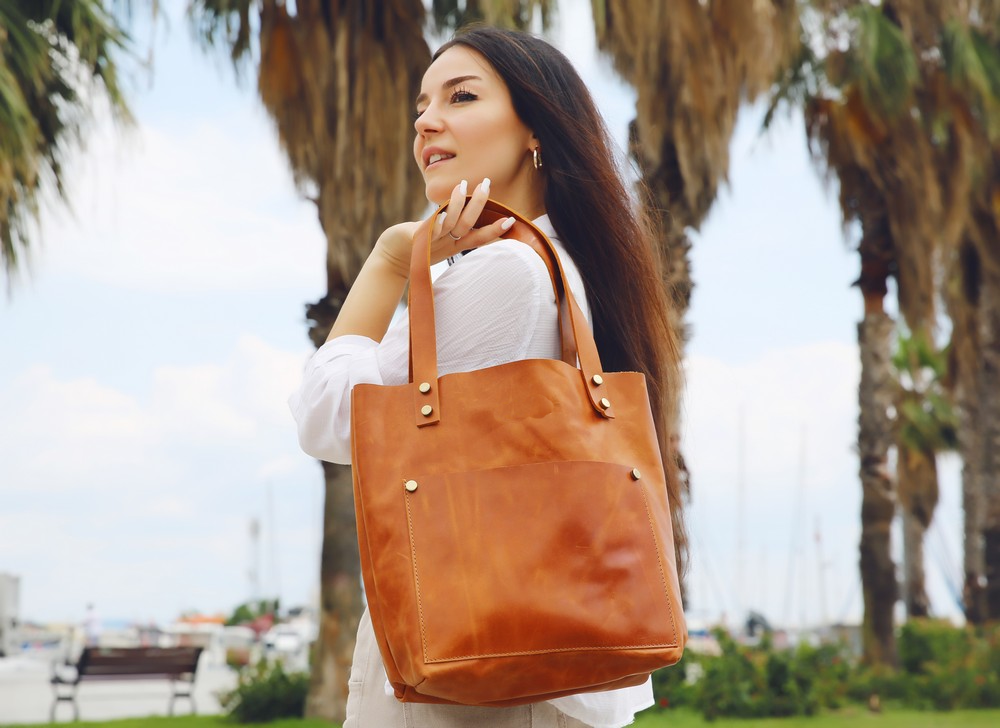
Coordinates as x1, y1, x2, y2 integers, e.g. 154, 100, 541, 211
290, 26, 686, 728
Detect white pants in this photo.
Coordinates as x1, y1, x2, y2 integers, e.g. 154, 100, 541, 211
344, 609, 592, 728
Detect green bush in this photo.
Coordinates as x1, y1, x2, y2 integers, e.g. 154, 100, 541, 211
650, 652, 700, 709
895, 619, 1000, 710
687, 631, 851, 719
654, 620, 1000, 719
695, 630, 763, 720
842, 620, 1000, 711
792, 642, 851, 710
218, 659, 309, 723
845, 663, 906, 705
899, 619, 971, 676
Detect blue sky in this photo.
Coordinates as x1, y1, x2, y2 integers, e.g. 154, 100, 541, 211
0, 0, 965, 630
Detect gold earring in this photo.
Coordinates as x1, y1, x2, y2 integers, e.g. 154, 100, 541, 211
532, 147, 543, 169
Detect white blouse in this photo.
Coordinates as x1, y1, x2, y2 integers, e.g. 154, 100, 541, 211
288, 214, 654, 728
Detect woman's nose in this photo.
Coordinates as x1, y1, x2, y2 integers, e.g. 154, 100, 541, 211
414, 105, 442, 135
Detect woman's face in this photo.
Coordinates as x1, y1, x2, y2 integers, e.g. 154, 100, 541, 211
414, 46, 542, 215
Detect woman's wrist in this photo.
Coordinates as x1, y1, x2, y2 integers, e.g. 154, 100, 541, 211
371, 237, 412, 281
373, 221, 422, 280
325, 238, 411, 343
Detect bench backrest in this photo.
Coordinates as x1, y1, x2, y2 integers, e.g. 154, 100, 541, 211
76, 646, 203, 678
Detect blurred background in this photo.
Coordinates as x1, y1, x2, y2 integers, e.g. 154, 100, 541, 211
3, 0, 996, 722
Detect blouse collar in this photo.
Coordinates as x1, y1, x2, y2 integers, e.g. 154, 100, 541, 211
532, 213, 558, 242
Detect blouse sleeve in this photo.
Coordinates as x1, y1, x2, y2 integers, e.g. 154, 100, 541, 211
289, 240, 554, 464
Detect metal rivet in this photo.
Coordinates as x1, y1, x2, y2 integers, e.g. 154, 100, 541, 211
418, 382, 431, 394
630, 468, 642, 481
421, 404, 433, 417
592, 374, 604, 386
600, 398, 611, 409
405, 480, 418, 492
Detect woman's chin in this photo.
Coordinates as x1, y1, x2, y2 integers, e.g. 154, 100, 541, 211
424, 185, 450, 207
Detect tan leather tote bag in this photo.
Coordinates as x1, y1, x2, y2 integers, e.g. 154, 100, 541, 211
351, 199, 686, 707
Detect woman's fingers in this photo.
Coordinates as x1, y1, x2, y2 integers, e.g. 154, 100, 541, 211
453, 214, 515, 249
440, 179, 469, 239
448, 177, 491, 239
439, 177, 498, 241
425, 177, 515, 263
427, 212, 514, 266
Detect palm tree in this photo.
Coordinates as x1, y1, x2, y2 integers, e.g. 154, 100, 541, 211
0, 0, 133, 288
187, 2, 430, 718
892, 331, 959, 618
769, 0, 972, 662
965, 185, 1000, 619
914, 7, 1000, 622
187, 1, 555, 718
589, 1, 799, 605
591, 0, 799, 381
945, 238, 988, 622
777, 1, 1000, 638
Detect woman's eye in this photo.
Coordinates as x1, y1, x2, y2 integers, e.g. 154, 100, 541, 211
451, 89, 477, 104
413, 89, 476, 121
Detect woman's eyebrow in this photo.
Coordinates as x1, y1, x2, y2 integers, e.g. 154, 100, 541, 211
415, 75, 483, 107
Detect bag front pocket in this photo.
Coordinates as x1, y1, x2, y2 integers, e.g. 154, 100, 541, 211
402, 459, 680, 664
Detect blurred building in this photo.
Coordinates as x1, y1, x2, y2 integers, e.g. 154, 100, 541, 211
0, 573, 20, 657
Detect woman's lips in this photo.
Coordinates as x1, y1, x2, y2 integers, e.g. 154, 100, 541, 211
425, 156, 454, 171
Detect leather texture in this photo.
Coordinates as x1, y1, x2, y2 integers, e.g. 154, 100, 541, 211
351, 199, 686, 706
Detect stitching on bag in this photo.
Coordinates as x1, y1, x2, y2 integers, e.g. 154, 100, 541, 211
422, 641, 675, 663
403, 492, 430, 663
638, 482, 679, 646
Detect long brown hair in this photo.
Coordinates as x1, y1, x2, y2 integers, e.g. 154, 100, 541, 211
435, 26, 687, 573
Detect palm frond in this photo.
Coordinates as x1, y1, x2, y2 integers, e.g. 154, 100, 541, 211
942, 19, 1000, 141
186, 0, 257, 70
765, 24, 824, 130
0, 0, 135, 286
429, 0, 555, 35
893, 328, 958, 453
843, 3, 919, 120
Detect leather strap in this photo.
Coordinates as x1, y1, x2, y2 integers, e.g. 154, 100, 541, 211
408, 198, 613, 425
473, 204, 577, 367
405, 203, 576, 387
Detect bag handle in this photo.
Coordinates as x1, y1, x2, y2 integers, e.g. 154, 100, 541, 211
406, 206, 578, 383
407, 198, 615, 426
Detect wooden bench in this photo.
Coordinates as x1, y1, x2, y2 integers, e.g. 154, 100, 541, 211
50, 646, 203, 721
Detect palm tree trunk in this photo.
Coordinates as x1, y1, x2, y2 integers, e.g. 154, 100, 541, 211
947, 240, 987, 623
979, 269, 1000, 619
858, 309, 898, 664
956, 304, 986, 622
257, 3, 430, 719
306, 461, 363, 719
897, 443, 938, 618
960, 392, 987, 623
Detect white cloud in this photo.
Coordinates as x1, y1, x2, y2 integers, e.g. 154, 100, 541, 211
684, 341, 858, 491
0, 336, 321, 623
681, 340, 964, 627
0, 367, 153, 492
681, 341, 862, 625
37, 112, 327, 294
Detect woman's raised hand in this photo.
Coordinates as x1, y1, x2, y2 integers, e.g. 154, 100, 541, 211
374, 178, 516, 278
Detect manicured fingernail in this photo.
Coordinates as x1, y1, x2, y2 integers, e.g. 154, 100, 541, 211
501, 217, 515, 230
480, 177, 491, 194
459, 179, 468, 195
436, 212, 447, 227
